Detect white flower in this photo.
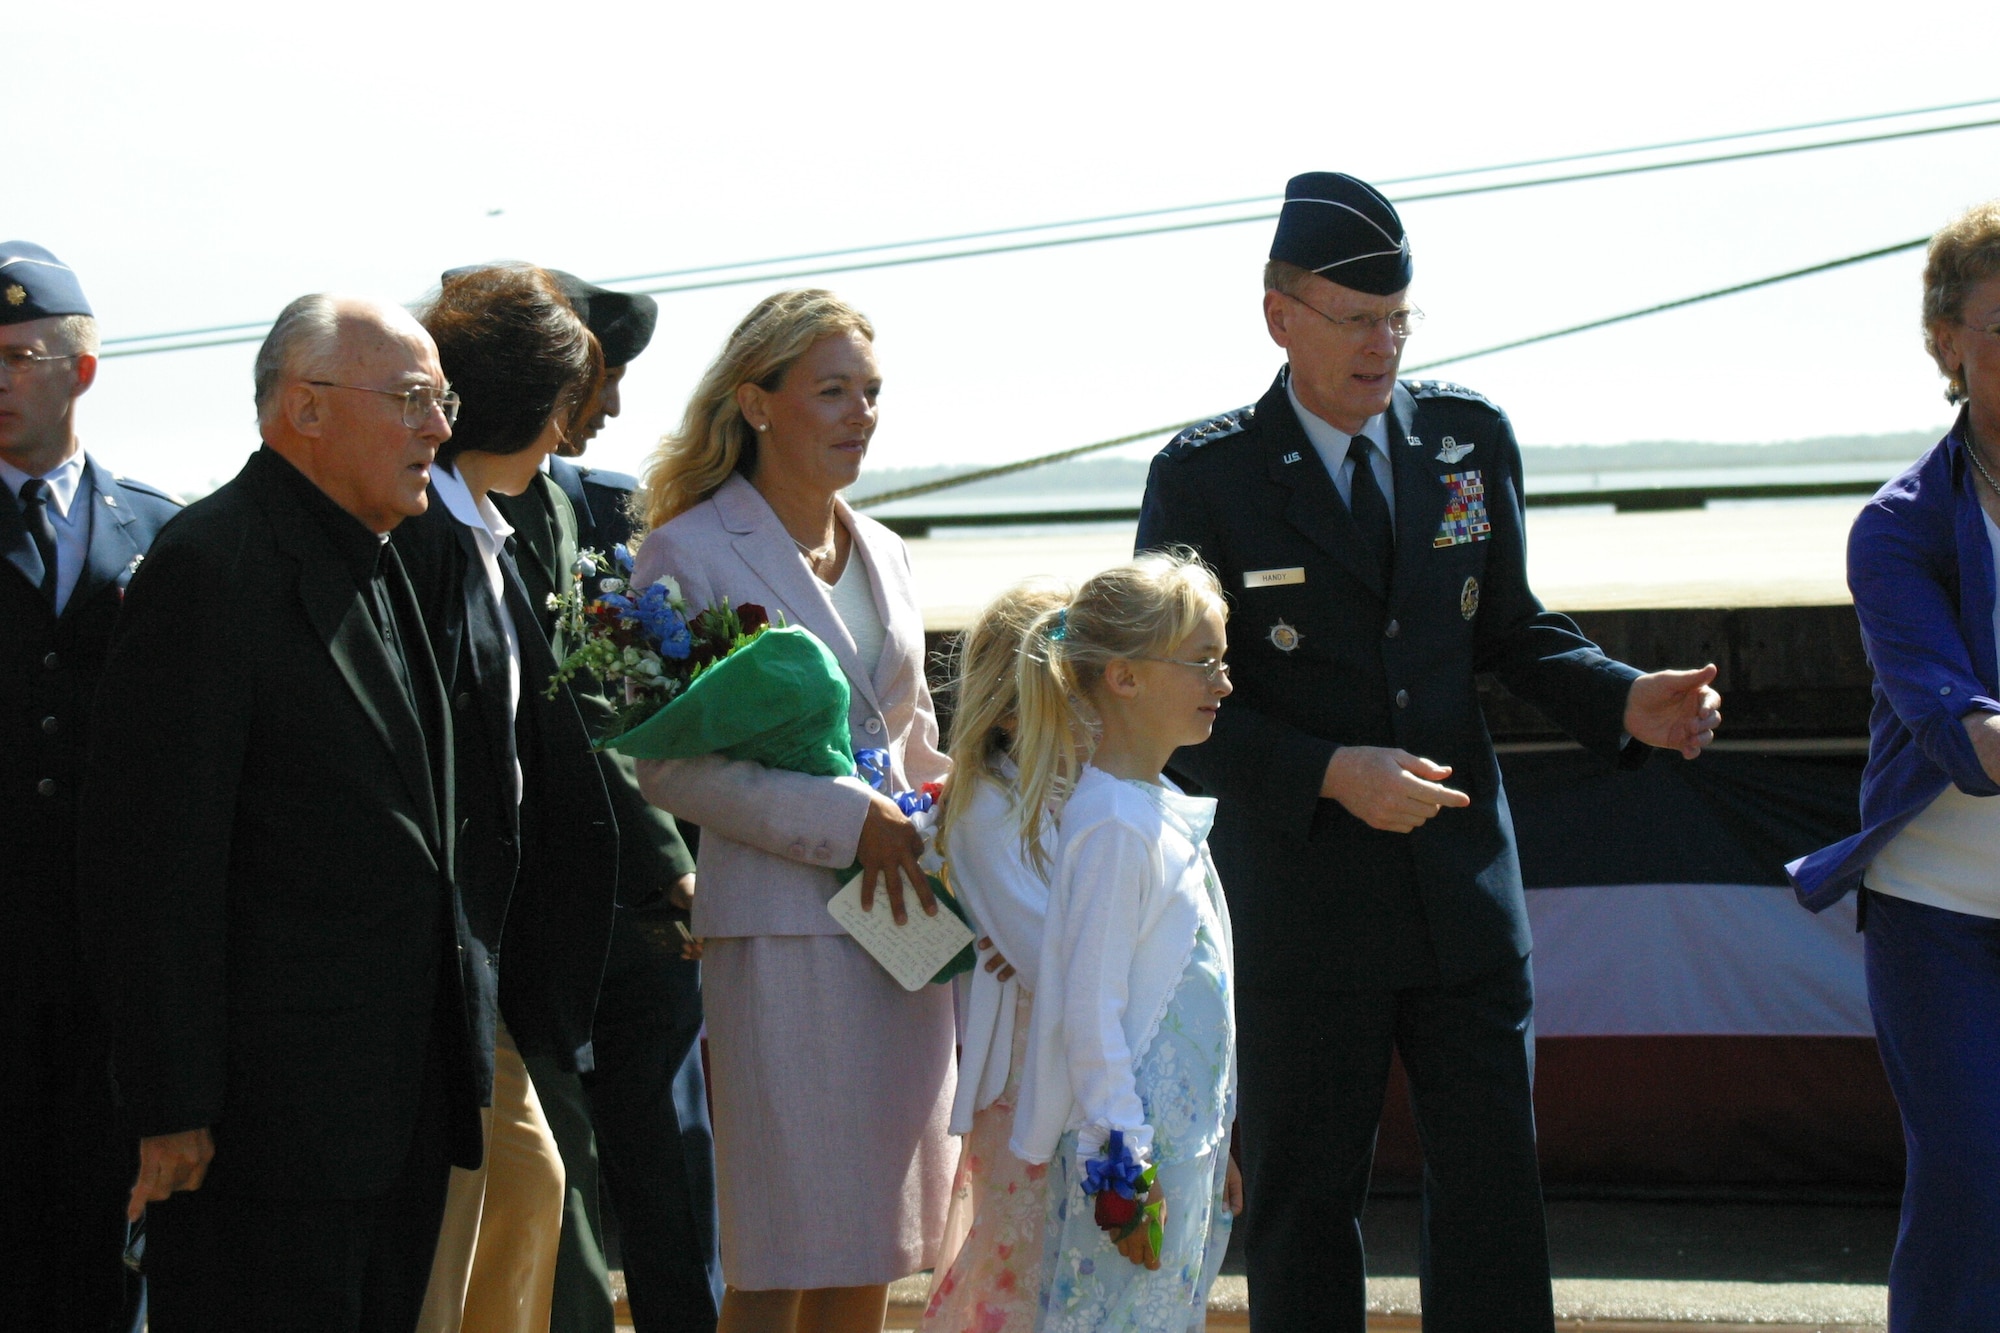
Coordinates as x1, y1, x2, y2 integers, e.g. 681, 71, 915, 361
653, 574, 684, 607
599, 577, 623, 594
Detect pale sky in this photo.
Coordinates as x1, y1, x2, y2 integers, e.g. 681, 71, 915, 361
13, 0, 1998, 499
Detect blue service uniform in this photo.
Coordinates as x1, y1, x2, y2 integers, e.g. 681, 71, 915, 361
1137, 369, 1644, 1333
2, 458, 179, 1331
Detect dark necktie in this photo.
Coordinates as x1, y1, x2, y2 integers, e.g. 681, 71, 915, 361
19, 479, 60, 607
1345, 435, 1395, 587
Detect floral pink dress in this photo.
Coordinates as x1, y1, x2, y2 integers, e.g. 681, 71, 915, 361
921, 991, 1045, 1333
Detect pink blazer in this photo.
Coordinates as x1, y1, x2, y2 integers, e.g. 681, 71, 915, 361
633, 473, 949, 939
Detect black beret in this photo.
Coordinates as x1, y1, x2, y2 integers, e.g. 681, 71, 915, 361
0, 241, 92, 325
1267, 172, 1412, 297
546, 270, 658, 367
438, 264, 659, 367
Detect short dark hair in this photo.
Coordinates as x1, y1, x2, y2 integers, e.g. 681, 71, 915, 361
419, 265, 601, 465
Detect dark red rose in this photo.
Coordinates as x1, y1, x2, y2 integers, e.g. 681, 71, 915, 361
1094, 1190, 1138, 1229
737, 603, 770, 635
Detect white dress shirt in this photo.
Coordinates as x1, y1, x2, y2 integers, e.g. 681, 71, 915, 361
1, 450, 89, 613
1287, 378, 1394, 529
432, 465, 524, 805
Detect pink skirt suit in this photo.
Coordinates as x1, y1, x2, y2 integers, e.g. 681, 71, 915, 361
634, 474, 956, 1289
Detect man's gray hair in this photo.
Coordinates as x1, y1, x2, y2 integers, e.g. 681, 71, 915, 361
253, 294, 343, 425
48, 315, 100, 358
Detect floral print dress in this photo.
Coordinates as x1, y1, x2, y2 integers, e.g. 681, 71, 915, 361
1037, 917, 1235, 1332
922, 991, 1048, 1333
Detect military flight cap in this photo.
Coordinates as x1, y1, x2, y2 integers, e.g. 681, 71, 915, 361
1268, 172, 1413, 296
439, 263, 659, 368
0, 241, 92, 325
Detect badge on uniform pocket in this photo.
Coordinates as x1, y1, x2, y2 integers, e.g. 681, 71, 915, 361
1432, 470, 1491, 548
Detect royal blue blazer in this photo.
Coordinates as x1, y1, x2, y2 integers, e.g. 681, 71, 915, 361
1790, 408, 2000, 911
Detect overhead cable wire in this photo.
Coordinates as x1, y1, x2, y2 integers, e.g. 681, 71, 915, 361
849, 235, 1931, 509
99, 103, 2000, 359
589, 93, 2000, 287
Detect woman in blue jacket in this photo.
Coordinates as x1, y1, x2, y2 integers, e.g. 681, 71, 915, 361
1791, 199, 2000, 1331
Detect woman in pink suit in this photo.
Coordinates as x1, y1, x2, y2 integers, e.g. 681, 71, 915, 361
631, 289, 954, 1333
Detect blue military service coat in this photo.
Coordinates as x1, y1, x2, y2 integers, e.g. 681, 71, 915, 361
1137, 369, 1644, 993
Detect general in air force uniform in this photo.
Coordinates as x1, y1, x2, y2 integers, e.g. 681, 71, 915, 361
1136, 175, 1650, 1333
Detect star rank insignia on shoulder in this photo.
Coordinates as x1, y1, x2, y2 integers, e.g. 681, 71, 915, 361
1407, 379, 1497, 410
1162, 404, 1257, 458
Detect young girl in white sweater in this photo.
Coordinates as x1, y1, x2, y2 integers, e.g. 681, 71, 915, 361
921, 580, 1070, 1333
1009, 550, 1242, 1332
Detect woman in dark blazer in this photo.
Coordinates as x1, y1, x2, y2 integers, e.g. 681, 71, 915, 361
392, 264, 618, 1333
1791, 199, 2000, 1331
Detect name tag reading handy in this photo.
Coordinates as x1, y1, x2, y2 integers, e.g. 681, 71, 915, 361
1244, 567, 1306, 588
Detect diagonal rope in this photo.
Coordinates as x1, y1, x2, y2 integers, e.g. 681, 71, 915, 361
850, 236, 1930, 509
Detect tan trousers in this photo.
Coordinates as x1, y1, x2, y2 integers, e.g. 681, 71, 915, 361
418, 1022, 566, 1333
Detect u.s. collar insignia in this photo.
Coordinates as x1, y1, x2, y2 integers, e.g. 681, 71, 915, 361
1281, 451, 1301, 464
1434, 435, 1474, 464
4, 284, 25, 306
1267, 619, 1303, 652
1459, 577, 1480, 620
1404, 433, 1424, 450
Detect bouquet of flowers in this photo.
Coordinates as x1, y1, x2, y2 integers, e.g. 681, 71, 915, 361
545, 547, 969, 980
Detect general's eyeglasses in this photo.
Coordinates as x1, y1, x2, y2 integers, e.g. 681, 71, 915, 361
1137, 655, 1232, 685
308, 380, 462, 428
1288, 295, 1425, 340
0, 349, 80, 378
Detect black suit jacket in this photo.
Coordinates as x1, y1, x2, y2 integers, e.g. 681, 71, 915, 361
1137, 370, 1643, 991
2, 456, 179, 1007
76, 447, 482, 1197
393, 485, 620, 1074
493, 471, 697, 904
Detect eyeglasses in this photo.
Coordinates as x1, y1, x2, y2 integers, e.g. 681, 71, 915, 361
307, 380, 461, 428
0, 349, 79, 379
1288, 294, 1425, 340
1136, 655, 1231, 685
1963, 320, 2000, 339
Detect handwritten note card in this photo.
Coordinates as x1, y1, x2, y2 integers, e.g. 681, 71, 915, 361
828, 871, 975, 991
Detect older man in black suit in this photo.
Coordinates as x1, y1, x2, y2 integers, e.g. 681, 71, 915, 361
1137, 174, 1723, 1333
0, 241, 180, 1332
78, 296, 482, 1333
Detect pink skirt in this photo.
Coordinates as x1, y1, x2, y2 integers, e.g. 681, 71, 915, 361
703, 933, 958, 1289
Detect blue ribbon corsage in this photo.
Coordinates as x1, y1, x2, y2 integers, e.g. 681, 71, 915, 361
1081, 1129, 1147, 1200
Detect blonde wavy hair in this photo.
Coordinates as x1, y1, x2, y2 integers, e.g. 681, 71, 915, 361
1923, 200, 2000, 406
936, 578, 1073, 861
1010, 548, 1225, 867
634, 289, 875, 532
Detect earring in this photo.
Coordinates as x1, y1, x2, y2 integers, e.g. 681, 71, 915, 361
756, 423, 769, 433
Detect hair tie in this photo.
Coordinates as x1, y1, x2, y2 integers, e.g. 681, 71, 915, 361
1047, 608, 1068, 642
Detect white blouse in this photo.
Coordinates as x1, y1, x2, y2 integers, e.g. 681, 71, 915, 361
1010, 766, 1233, 1168
943, 758, 1052, 1134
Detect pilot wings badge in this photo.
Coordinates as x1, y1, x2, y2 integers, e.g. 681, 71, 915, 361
1433, 435, 1475, 464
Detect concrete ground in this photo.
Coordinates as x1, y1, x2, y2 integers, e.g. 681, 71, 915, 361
858, 1197, 1898, 1330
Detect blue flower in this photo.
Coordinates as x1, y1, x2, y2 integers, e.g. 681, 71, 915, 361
630, 584, 691, 659
612, 543, 636, 575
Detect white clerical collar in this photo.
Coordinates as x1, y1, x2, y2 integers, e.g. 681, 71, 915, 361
0, 449, 85, 519
1286, 378, 1389, 466
432, 464, 515, 550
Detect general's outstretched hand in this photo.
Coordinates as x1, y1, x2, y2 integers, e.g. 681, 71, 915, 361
1623, 664, 1723, 759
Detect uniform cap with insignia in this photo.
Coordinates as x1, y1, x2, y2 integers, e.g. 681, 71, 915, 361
0, 240, 92, 326
1268, 172, 1412, 297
